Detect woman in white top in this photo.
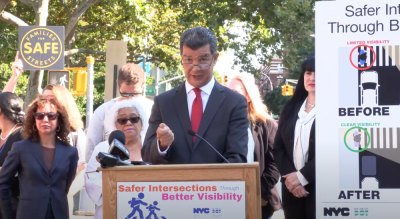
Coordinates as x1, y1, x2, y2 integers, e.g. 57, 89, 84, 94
273, 55, 316, 219
85, 99, 149, 219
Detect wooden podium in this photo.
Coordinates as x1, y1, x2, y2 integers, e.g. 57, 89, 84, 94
100, 163, 261, 219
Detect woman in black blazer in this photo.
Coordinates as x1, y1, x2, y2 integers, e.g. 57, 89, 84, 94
0, 96, 78, 219
229, 75, 281, 218
273, 55, 316, 219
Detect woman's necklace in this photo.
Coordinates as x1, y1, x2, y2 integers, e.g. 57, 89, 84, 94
307, 101, 315, 108
0, 124, 18, 140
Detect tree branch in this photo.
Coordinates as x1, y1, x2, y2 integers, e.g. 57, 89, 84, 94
70, 58, 105, 67
65, 22, 78, 45
149, 42, 179, 50
0, 0, 12, 13
64, 48, 106, 56
19, 0, 37, 9
59, 0, 72, 18
79, 22, 104, 34
65, 0, 100, 42
0, 11, 29, 26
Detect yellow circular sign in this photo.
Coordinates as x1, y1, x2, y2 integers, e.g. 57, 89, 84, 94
20, 27, 63, 69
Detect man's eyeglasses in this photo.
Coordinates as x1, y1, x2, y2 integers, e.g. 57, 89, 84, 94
33, 112, 59, 121
119, 91, 142, 97
116, 117, 141, 125
181, 57, 214, 70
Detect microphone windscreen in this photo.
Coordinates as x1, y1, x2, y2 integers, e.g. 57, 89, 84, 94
187, 130, 196, 136
108, 130, 126, 145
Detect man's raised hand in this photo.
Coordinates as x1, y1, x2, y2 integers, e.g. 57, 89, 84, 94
157, 123, 174, 151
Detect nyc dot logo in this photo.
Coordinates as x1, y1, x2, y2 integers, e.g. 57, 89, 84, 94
18, 26, 64, 70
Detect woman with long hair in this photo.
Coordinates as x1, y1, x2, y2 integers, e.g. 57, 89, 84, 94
85, 99, 149, 219
0, 96, 78, 219
42, 84, 86, 216
0, 92, 24, 218
228, 75, 281, 219
273, 55, 316, 219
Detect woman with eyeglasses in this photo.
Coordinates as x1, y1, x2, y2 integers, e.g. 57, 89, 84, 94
85, 63, 153, 163
0, 97, 78, 219
0, 92, 24, 219
85, 99, 149, 219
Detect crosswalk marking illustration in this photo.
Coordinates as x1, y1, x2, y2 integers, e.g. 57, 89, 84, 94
357, 127, 400, 149
359, 46, 400, 68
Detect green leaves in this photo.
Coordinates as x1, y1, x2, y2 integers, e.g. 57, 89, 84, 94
0, 63, 29, 100
264, 82, 291, 116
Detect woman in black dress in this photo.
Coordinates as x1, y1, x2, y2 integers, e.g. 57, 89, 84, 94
0, 92, 24, 218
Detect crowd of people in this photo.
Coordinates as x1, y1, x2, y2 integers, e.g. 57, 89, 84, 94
0, 26, 315, 219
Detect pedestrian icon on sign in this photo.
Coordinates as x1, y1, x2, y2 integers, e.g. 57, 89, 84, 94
47, 70, 70, 90
126, 193, 148, 219
59, 75, 68, 87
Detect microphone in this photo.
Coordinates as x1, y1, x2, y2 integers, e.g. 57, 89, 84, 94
108, 130, 132, 166
108, 130, 126, 145
187, 130, 230, 163
96, 130, 152, 167
96, 152, 118, 168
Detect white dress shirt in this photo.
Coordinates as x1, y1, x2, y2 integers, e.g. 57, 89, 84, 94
247, 128, 255, 163
68, 127, 86, 166
293, 99, 316, 186
158, 79, 215, 155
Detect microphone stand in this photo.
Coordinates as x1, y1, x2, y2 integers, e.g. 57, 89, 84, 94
188, 130, 230, 163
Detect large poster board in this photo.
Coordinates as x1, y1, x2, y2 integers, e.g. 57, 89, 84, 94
316, 0, 400, 218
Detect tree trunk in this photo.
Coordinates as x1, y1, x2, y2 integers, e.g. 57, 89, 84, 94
0, 0, 12, 13
24, 70, 44, 108
23, 0, 49, 109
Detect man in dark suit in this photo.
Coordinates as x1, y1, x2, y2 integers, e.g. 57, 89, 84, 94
142, 27, 248, 164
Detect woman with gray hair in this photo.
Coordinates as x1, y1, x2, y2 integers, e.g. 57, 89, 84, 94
84, 99, 149, 219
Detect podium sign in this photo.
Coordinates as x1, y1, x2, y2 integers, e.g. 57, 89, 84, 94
47, 70, 70, 90
101, 163, 261, 219
117, 181, 245, 219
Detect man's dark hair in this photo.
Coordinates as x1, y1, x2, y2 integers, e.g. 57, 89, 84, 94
180, 26, 218, 55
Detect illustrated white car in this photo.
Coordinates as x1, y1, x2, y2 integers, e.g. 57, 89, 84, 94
359, 71, 379, 106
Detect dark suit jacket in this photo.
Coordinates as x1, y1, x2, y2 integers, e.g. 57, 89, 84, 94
0, 139, 78, 219
273, 102, 315, 185
142, 81, 248, 164
252, 119, 280, 202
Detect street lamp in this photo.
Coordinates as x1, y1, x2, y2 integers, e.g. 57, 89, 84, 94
261, 73, 274, 91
